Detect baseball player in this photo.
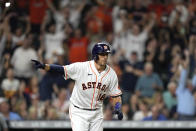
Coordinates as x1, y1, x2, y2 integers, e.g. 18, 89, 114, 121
31, 42, 123, 131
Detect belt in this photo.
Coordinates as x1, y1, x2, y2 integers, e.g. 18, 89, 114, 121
73, 104, 98, 111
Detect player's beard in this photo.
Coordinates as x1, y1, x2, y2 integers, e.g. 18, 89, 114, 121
99, 59, 107, 67
96, 55, 108, 68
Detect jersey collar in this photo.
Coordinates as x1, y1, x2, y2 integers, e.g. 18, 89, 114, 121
91, 60, 109, 75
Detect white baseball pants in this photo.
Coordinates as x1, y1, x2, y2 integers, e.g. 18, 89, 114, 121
69, 103, 104, 131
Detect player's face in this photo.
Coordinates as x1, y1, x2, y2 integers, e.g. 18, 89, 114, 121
97, 53, 109, 66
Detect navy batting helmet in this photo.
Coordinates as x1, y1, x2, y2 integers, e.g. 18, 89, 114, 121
92, 42, 111, 60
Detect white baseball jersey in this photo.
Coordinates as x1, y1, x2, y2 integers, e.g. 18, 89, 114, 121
63, 60, 122, 110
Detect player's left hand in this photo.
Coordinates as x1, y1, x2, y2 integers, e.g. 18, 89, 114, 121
31, 59, 45, 69
113, 102, 123, 120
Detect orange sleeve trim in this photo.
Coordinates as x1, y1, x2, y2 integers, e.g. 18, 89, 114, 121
118, 85, 121, 90
110, 92, 122, 97
63, 66, 68, 79
89, 62, 97, 109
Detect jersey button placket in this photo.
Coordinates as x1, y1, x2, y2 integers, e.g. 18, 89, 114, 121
95, 74, 103, 108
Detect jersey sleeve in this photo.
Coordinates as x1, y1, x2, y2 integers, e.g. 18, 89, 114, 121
63, 62, 81, 80
108, 72, 122, 97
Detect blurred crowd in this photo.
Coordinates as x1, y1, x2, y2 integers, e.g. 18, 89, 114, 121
0, 0, 196, 126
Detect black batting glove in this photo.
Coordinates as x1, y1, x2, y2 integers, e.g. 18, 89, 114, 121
31, 59, 45, 69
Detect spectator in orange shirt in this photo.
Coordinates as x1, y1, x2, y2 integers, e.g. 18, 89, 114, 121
85, 5, 103, 35
96, 1, 113, 33
68, 28, 89, 63
29, 0, 48, 34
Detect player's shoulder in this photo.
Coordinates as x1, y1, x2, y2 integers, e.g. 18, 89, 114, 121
77, 61, 90, 65
107, 65, 117, 76
69, 61, 90, 67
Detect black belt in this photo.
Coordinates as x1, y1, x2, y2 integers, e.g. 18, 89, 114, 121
73, 105, 98, 111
